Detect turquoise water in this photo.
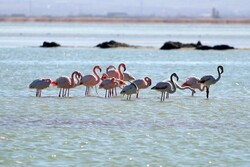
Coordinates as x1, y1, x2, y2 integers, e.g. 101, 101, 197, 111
0, 23, 250, 166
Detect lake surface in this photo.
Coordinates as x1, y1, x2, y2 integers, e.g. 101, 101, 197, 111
0, 22, 250, 166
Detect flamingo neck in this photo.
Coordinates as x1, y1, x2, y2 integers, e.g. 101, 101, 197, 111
118, 64, 126, 80
199, 84, 206, 91
215, 66, 223, 83
93, 67, 101, 83
71, 71, 80, 88
169, 75, 177, 94
106, 65, 115, 73
145, 77, 152, 86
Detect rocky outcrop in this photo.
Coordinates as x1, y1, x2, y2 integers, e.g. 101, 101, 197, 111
96, 40, 133, 48
160, 41, 235, 50
160, 41, 202, 50
40, 41, 61, 47
212, 45, 234, 50
196, 44, 234, 50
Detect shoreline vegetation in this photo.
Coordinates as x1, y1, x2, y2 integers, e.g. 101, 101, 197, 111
1, 16, 250, 24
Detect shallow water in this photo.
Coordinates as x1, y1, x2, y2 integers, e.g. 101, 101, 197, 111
0, 23, 250, 166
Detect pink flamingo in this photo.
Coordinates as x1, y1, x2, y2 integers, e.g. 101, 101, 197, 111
151, 73, 178, 101
81, 65, 102, 96
198, 65, 224, 98
29, 78, 51, 97
99, 77, 119, 98
51, 71, 82, 97
132, 77, 152, 98
106, 63, 126, 80
181, 76, 205, 96
105, 63, 126, 96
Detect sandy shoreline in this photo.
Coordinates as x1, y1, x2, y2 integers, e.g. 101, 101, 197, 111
1, 17, 250, 24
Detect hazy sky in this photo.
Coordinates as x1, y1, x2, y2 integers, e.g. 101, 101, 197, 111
0, 0, 249, 17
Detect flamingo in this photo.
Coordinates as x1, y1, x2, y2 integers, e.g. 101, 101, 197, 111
99, 77, 119, 98
151, 73, 178, 101
105, 63, 126, 96
120, 83, 139, 100
106, 63, 126, 80
80, 65, 102, 96
132, 77, 152, 98
29, 78, 51, 97
181, 76, 205, 96
198, 65, 224, 98
51, 71, 82, 97
123, 71, 136, 82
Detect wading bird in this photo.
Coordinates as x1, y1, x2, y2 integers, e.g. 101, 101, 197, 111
81, 65, 102, 96
120, 83, 139, 100
132, 77, 152, 98
181, 76, 205, 96
198, 65, 224, 98
51, 71, 82, 97
151, 73, 179, 101
29, 78, 51, 97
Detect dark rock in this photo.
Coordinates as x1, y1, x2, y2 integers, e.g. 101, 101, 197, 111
196, 44, 235, 50
196, 45, 213, 50
213, 44, 234, 50
160, 41, 182, 50
96, 40, 131, 48
41, 41, 61, 47
160, 41, 203, 50
196, 41, 202, 47
161, 40, 235, 51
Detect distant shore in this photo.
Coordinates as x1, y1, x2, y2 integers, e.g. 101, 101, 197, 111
1, 17, 250, 24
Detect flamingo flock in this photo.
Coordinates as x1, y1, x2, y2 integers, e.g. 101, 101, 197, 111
29, 64, 224, 100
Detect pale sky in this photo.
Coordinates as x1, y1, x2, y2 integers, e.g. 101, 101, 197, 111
0, 0, 249, 18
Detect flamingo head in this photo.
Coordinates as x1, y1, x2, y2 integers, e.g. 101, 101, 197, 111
171, 73, 179, 81
218, 65, 224, 74
95, 65, 102, 73
106, 65, 116, 72
119, 63, 126, 71
101, 73, 109, 80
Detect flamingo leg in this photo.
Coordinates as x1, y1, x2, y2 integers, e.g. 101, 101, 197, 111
105, 90, 107, 98
36, 90, 39, 97
85, 87, 88, 96
63, 88, 65, 97
111, 88, 114, 96
67, 89, 69, 97
64, 89, 68, 97
59, 88, 62, 97
62, 88, 66, 97
161, 92, 164, 101
166, 93, 169, 99
39, 90, 42, 97
192, 91, 195, 96
206, 87, 209, 99
63, 89, 66, 97
136, 91, 139, 98
108, 90, 111, 98
95, 86, 98, 95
